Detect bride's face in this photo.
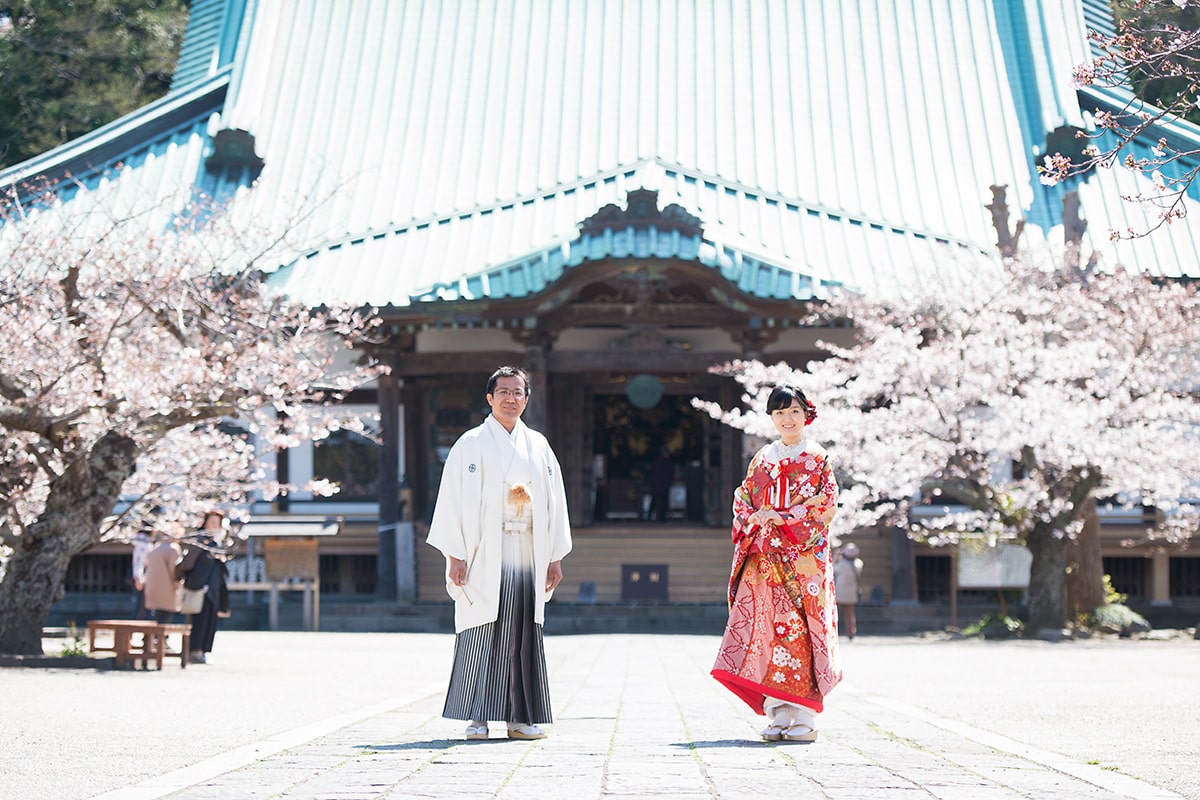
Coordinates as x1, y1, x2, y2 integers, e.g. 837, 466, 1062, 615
770, 400, 809, 444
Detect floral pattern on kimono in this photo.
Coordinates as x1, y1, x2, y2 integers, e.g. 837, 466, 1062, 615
711, 441, 842, 714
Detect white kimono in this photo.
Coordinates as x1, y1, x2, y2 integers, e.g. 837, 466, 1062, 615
427, 415, 573, 633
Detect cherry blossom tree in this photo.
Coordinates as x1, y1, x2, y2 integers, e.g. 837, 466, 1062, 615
697, 251, 1200, 633
0, 183, 384, 655
1039, 0, 1200, 235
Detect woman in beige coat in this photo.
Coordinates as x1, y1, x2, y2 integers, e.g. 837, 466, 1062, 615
141, 535, 183, 621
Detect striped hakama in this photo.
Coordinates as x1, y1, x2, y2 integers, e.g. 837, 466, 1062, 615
442, 482, 553, 725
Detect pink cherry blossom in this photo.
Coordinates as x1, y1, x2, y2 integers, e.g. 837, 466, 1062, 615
698, 248, 1200, 631
0, 181, 384, 653
1068, 1, 1200, 235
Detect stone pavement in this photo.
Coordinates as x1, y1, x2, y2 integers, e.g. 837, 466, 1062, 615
3, 631, 1196, 800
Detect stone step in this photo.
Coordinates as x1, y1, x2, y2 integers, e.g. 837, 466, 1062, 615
318, 604, 731, 635
317, 601, 952, 636
416, 526, 734, 605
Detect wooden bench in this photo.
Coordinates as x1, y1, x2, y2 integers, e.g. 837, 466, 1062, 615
86, 620, 192, 670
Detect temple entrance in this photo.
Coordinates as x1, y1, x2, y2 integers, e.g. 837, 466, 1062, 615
591, 393, 709, 523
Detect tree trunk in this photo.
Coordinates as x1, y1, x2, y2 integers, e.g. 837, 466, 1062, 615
1025, 525, 1069, 633
1066, 497, 1106, 620
0, 433, 137, 655
0, 536, 78, 654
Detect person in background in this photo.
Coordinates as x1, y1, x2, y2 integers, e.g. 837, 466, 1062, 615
711, 384, 842, 743
142, 531, 183, 622
179, 512, 230, 664
130, 530, 153, 619
833, 543, 864, 640
428, 366, 573, 741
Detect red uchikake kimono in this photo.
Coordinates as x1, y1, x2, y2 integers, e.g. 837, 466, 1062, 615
711, 439, 843, 714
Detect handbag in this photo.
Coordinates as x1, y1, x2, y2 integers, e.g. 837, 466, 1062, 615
180, 587, 206, 615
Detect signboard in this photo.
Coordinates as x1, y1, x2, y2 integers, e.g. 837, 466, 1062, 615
956, 542, 1032, 589
621, 563, 669, 601
263, 538, 319, 580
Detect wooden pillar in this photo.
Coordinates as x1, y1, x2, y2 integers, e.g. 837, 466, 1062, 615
376, 364, 402, 601
1066, 497, 1105, 617
889, 526, 917, 604
552, 375, 589, 528
708, 379, 740, 527
404, 380, 429, 523
1150, 549, 1171, 606
950, 546, 959, 629
523, 343, 548, 433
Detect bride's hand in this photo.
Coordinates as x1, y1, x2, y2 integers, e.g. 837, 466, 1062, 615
748, 509, 783, 528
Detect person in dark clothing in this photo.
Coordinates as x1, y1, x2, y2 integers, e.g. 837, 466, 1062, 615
179, 511, 230, 664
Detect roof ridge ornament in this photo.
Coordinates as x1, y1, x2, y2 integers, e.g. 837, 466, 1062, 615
578, 188, 703, 238
205, 128, 265, 180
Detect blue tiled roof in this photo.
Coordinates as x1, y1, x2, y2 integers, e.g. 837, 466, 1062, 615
170, 0, 248, 90
1081, 0, 1119, 48
0, 73, 229, 201
409, 213, 831, 305
5, 0, 1199, 305
275, 160, 992, 307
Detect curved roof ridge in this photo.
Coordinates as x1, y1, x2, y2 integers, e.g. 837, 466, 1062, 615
652, 161, 992, 253
1079, 84, 1200, 149
287, 158, 660, 260
1076, 83, 1200, 203
290, 156, 991, 268
0, 69, 231, 191
408, 222, 832, 306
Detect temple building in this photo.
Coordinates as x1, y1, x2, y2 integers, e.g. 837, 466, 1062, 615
7, 0, 1199, 627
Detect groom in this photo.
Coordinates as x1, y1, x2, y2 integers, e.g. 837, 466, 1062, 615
427, 365, 573, 740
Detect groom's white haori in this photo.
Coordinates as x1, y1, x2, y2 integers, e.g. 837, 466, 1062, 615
427, 415, 573, 633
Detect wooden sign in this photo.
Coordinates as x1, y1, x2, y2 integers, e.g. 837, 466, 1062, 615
263, 538, 319, 580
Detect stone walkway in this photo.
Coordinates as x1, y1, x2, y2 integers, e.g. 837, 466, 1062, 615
8, 632, 1177, 800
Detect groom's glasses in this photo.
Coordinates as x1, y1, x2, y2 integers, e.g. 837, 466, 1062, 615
492, 389, 527, 399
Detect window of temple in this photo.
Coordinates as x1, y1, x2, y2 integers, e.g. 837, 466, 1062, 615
311, 426, 380, 500
1169, 557, 1200, 599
